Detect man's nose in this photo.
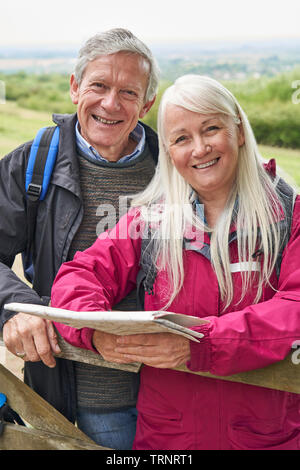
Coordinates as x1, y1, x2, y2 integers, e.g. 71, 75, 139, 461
101, 89, 121, 112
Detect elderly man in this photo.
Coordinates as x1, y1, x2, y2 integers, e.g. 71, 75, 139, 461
0, 28, 159, 449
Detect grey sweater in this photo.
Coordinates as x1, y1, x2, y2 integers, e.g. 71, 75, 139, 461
68, 145, 156, 410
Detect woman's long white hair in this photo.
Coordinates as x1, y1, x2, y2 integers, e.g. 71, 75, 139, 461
132, 75, 285, 309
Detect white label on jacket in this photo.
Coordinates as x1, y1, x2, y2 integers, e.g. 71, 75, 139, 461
230, 262, 260, 273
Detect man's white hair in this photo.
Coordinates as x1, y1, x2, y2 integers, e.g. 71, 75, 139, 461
74, 28, 160, 102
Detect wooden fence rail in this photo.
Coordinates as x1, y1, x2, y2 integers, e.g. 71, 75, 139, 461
54, 332, 300, 394
0, 330, 299, 449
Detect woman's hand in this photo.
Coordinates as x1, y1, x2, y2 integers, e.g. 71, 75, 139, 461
113, 332, 191, 368
92, 330, 136, 363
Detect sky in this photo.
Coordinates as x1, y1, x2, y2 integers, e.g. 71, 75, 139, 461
2, 0, 300, 48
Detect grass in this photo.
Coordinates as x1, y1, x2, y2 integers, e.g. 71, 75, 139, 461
1, 100, 300, 187
0, 101, 53, 155
259, 144, 300, 189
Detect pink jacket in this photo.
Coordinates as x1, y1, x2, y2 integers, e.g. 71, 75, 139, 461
51, 198, 300, 450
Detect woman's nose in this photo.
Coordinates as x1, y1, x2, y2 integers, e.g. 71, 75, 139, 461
191, 139, 212, 158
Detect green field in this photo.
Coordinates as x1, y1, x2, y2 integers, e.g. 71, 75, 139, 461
1, 100, 300, 188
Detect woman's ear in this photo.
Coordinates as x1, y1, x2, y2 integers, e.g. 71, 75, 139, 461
238, 121, 245, 147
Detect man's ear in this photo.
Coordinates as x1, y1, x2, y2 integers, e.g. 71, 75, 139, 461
70, 74, 80, 105
139, 95, 156, 119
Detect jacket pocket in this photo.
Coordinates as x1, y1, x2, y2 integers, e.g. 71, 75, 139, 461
228, 419, 300, 450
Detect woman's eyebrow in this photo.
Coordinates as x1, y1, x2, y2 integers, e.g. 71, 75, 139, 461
168, 117, 219, 137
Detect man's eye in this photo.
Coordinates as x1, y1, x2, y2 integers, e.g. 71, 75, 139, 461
122, 90, 137, 99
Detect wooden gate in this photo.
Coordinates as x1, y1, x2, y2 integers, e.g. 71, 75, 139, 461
1, 332, 299, 450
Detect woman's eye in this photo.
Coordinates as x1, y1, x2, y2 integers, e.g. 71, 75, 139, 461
174, 135, 187, 144
206, 125, 219, 132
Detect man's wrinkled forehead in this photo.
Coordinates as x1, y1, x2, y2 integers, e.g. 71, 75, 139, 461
81, 51, 150, 81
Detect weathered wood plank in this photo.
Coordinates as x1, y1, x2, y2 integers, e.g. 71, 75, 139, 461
1, 332, 299, 394
0, 364, 104, 446
0, 423, 106, 450
55, 332, 141, 372
176, 352, 300, 393
56, 334, 300, 394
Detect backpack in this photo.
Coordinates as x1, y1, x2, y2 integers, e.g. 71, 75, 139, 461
22, 126, 60, 283
136, 177, 297, 309
0, 392, 25, 436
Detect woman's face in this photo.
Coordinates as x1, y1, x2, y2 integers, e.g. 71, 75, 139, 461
164, 104, 245, 201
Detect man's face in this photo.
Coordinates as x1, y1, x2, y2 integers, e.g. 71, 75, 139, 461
70, 52, 155, 161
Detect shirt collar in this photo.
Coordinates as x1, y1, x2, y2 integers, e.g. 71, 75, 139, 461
75, 121, 145, 164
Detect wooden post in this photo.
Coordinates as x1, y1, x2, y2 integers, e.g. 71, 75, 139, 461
0, 423, 103, 450
0, 364, 108, 450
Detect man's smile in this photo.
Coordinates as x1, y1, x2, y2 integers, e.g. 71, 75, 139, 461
92, 114, 123, 125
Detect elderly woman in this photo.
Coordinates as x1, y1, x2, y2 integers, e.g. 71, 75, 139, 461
51, 75, 300, 450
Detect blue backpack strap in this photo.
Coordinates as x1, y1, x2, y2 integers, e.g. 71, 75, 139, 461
23, 126, 59, 283
26, 126, 59, 201
0, 393, 25, 436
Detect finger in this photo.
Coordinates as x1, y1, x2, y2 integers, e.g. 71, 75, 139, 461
120, 353, 166, 368
99, 353, 137, 364
3, 318, 23, 354
3, 318, 26, 358
114, 345, 160, 356
32, 328, 56, 368
120, 353, 185, 369
20, 328, 44, 362
116, 334, 155, 346
17, 316, 56, 368
46, 321, 61, 354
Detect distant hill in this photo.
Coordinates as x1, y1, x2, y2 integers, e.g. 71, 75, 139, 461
1, 37, 300, 80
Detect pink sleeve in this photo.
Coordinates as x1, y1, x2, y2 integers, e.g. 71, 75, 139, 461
51, 209, 143, 351
187, 197, 300, 376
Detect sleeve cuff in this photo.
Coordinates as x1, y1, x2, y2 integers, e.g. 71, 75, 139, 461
186, 324, 212, 372
81, 327, 98, 353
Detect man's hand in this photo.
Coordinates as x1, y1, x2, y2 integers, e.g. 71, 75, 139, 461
3, 313, 61, 368
114, 332, 191, 368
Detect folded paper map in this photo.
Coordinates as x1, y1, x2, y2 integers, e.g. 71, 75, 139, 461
4, 303, 208, 342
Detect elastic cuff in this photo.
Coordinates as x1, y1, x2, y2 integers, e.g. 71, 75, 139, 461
186, 324, 212, 372
81, 327, 98, 352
